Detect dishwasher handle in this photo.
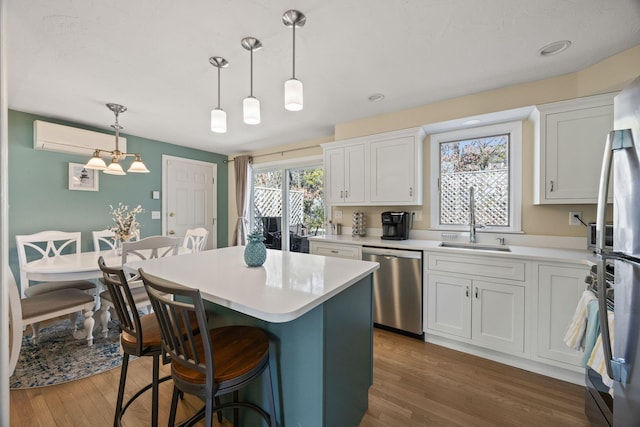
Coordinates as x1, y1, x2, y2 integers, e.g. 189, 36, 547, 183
361, 246, 422, 259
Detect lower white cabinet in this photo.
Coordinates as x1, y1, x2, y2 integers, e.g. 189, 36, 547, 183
309, 241, 361, 260
536, 263, 589, 368
427, 273, 525, 355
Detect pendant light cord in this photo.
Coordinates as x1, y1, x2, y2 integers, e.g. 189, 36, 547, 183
250, 46, 254, 97
292, 24, 296, 79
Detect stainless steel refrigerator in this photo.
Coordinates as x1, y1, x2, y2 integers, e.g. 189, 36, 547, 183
592, 75, 640, 426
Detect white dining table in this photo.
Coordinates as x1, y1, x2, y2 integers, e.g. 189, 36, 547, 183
21, 250, 123, 283
21, 247, 192, 283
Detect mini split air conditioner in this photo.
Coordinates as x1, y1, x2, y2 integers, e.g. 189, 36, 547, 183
33, 120, 127, 157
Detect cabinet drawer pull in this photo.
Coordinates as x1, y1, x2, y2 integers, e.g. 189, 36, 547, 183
550, 180, 554, 192
345, 190, 349, 198
475, 287, 479, 299
465, 286, 469, 297
409, 187, 413, 197
330, 250, 339, 254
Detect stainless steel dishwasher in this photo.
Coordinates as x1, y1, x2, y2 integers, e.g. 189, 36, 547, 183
362, 246, 423, 336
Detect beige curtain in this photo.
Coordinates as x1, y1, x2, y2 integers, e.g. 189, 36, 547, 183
232, 155, 251, 246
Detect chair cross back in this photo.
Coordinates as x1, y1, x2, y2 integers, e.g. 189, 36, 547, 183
92, 228, 140, 252
15, 230, 96, 298
122, 235, 181, 265
183, 227, 209, 252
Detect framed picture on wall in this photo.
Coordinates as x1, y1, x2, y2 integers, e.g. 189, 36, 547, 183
68, 162, 99, 191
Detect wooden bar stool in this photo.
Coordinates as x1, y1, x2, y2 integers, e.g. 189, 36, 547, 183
98, 256, 171, 427
140, 268, 277, 427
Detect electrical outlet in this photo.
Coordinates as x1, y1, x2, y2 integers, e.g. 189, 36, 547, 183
333, 210, 343, 220
411, 211, 423, 222
569, 211, 583, 226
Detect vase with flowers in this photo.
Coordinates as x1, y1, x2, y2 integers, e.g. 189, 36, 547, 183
109, 203, 145, 254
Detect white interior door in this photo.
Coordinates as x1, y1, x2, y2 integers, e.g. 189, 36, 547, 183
163, 155, 217, 249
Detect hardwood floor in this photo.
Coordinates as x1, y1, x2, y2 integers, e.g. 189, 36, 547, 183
10, 328, 591, 426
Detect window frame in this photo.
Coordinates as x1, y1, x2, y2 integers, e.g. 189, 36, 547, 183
429, 120, 522, 233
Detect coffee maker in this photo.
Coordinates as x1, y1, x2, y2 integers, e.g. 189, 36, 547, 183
381, 211, 412, 240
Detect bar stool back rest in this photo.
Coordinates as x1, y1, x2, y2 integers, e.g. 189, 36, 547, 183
98, 257, 145, 355
140, 269, 276, 427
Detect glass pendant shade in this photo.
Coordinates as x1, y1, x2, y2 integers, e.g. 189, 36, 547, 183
284, 78, 303, 111
211, 108, 227, 133
85, 151, 107, 170
243, 96, 261, 125
128, 155, 150, 173
104, 160, 126, 175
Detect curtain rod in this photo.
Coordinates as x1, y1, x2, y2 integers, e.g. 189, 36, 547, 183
223, 144, 319, 163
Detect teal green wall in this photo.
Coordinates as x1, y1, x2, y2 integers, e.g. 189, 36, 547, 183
8, 109, 228, 283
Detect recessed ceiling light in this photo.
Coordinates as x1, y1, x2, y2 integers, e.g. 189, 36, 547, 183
537, 40, 572, 57
368, 93, 385, 102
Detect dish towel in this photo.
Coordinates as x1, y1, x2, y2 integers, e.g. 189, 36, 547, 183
587, 311, 615, 394
563, 290, 597, 350
582, 299, 601, 367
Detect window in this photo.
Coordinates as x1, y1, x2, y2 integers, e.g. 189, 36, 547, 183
250, 158, 325, 253
430, 121, 522, 233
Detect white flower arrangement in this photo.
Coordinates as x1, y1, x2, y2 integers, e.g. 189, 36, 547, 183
109, 203, 145, 241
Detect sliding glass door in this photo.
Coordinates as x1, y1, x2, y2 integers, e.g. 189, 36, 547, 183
250, 161, 324, 253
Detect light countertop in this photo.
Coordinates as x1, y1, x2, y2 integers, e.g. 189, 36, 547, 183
309, 235, 598, 265
124, 245, 379, 323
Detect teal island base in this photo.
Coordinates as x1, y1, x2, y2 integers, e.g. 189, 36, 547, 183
204, 275, 373, 426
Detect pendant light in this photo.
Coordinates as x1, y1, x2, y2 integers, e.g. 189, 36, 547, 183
282, 10, 306, 111
209, 56, 229, 133
84, 103, 149, 175
241, 37, 262, 125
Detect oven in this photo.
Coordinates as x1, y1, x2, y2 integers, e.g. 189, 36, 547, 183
584, 262, 615, 426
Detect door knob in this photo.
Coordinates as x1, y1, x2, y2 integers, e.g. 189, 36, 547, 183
169, 212, 175, 217
168, 230, 175, 235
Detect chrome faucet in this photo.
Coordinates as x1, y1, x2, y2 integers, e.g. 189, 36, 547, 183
469, 186, 481, 243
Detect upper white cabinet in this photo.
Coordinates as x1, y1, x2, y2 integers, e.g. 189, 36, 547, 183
533, 93, 616, 204
324, 144, 366, 204
322, 127, 424, 206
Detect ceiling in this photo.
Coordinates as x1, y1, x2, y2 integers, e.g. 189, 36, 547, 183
7, 1, 640, 156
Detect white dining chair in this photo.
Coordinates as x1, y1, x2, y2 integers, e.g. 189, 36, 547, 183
96, 235, 182, 338
8, 269, 95, 376
183, 227, 209, 252
15, 231, 97, 298
92, 228, 140, 252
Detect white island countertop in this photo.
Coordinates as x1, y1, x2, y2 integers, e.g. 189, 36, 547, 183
124, 245, 379, 323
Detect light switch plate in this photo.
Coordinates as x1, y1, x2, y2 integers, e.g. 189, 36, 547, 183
151, 211, 161, 220
152, 191, 160, 200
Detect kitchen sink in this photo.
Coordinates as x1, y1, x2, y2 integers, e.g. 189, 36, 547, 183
439, 242, 512, 252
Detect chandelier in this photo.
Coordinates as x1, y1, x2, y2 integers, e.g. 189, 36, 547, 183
84, 103, 149, 175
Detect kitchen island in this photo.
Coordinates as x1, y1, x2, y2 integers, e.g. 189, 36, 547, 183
124, 245, 379, 427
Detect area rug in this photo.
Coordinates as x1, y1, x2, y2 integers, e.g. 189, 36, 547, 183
10, 318, 123, 389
